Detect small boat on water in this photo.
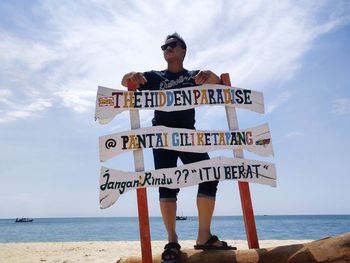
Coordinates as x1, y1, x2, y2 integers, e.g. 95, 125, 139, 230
176, 215, 187, 221
15, 218, 34, 223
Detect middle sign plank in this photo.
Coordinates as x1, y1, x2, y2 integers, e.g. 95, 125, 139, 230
99, 123, 273, 162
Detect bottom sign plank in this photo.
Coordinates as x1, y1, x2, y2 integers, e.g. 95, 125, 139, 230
99, 156, 276, 209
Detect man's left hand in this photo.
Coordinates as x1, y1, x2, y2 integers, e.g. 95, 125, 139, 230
193, 70, 221, 85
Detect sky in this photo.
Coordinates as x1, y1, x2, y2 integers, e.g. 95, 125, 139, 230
1, 0, 350, 219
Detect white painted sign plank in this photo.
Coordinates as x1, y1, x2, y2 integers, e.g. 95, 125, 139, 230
99, 123, 273, 162
95, 84, 264, 124
99, 156, 276, 209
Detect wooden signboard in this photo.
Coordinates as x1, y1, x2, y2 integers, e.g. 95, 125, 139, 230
99, 124, 273, 162
95, 75, 275, 260
95, 84, 264, 124
99, 156, 276, 209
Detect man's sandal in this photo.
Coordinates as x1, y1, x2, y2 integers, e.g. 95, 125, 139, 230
161, 242, 181, 263
194, 235, 237, 250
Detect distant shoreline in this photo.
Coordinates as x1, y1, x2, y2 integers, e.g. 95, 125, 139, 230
1, 214, 349, 220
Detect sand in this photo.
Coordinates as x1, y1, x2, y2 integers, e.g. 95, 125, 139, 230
0, 240, 313, 263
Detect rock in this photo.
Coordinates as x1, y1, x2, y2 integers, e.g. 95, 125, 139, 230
117, 232, 350, 263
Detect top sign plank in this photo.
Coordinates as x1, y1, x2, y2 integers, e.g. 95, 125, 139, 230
95, 84, 264, 124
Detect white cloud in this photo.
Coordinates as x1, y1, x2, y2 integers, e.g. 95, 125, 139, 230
54, 83, 96, 113
185, 1, 348, 89
0, 32, 59, 71
0, 0, 349, 123
266, 91, 292, 114
285, 131, 303, 138
27, 98, 52, 112
0, 89, 14, 107
0, 89, 12, 97
0, 98, 52, 124
331, 98, 350, 115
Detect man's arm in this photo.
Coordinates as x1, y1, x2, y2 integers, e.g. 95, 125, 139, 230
193, 70, 221, 85
121, 72, 147, 90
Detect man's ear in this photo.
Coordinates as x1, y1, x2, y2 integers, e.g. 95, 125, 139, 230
181, 49, 187, 60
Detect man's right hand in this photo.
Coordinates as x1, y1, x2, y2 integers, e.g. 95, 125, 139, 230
121, 72, 147, 90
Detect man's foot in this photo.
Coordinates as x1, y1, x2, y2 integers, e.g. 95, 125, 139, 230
161, 242, 181, 263
194, 235, 237, 250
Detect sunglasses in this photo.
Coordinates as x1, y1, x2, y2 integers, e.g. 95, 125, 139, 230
161, 41, 179, 51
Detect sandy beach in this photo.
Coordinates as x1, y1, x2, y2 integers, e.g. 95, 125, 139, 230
0, 239, 313, 263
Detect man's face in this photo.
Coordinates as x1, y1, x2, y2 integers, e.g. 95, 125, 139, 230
162, 38, 186, 63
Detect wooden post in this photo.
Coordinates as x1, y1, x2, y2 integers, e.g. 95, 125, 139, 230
220, 73, 260, 249
127, 80, 153, 263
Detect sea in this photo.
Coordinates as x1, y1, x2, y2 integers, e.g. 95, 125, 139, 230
0, 215, 349, 243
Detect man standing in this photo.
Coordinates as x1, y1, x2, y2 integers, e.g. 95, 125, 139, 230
122, 33, 235, 263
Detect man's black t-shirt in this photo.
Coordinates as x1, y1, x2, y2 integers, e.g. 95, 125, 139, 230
139, 69, 199, 129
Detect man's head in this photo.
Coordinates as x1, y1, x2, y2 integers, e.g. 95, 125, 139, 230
162, 32, 187, 63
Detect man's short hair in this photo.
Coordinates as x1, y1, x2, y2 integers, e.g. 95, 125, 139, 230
165, 33, 187, 50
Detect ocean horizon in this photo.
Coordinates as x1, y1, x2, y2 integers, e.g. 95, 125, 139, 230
1, 215, 349, 243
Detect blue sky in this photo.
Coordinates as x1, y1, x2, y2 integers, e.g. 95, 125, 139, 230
0, 0, 350, 218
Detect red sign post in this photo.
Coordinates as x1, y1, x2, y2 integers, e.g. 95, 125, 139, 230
127, 80, 153, 263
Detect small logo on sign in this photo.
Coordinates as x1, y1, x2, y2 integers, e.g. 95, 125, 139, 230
99, 97, 114, 107
105, 139, 117, 149
256, 139, 270, 146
